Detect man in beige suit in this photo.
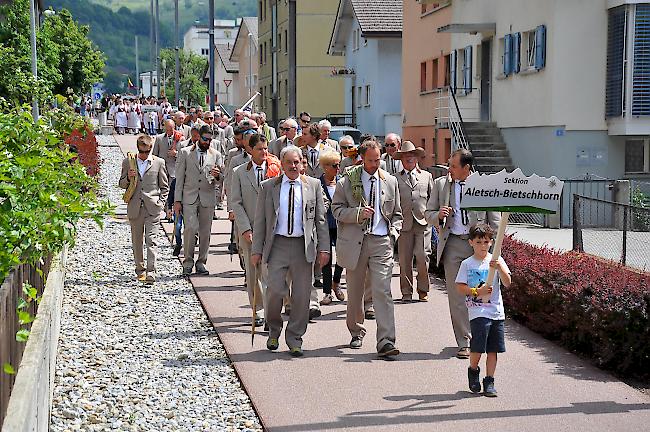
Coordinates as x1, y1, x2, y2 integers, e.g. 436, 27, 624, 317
174, 125, 223, 276
252, 145, 330, 357
425, 148, 500, 359
393, 141, 435, 301
173, 111, 191, 139
269, 118, 297, 158
119, 135, 169, 283
153, 120, 184, 221
332, 139, 402, 357
318, 120, 340, 153
230, 134, 278, 327
382, 133, 403, 176
302, 123, 336, 179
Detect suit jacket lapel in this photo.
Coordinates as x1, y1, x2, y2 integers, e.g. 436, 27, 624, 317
246, 163, 260, 192
272, 177, 282, 213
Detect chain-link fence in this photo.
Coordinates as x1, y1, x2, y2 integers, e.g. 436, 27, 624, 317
573, 194, 650, 272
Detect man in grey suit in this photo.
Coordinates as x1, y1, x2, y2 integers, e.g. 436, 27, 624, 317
393, 141, 435, 302
230, 134, 278, 327
332, 139, 402, 357
119, 135, 169, 283
317, 119, 341, 153
153, 119, 183, 219
382, 133, 403, 176
252, 145, 330, 357
425, 148, 500, 359
174, 125, 223, 276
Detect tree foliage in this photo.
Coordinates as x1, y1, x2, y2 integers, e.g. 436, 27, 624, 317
0, 0, 105, 103
160, 48, 208, 106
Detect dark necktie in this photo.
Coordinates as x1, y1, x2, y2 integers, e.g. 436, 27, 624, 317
459, 181, 469, 225
256, 166, 263, 186
369, 177, 376, 231
310, 149, 317, 167
288, 181, 295, 235
199, 151, 205, 168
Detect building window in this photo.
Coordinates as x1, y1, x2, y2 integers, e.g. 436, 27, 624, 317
357, 86, 362, 108
285, 79, 288, 104
521, 26, 546, 71
201, 48, 209, 56
284, 29, 288, 53
365, 85, 371, 106
353, 29, 360, 51
420, 61, 427, 92
253, 74, 258, 87
607, 6, 626, 118
461, 46, 473, 93
432, 58, 439, 88
278, 32, 282, 55
260, 44, 263, 64
444, 54, 451, 86
625, 139, 648, 173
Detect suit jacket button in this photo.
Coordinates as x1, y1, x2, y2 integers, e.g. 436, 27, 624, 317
358, 241, 361, 245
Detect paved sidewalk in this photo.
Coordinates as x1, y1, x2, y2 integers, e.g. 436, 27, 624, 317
116, 134, 650, 431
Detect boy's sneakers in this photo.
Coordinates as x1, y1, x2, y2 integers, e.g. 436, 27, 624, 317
483, 376, 497, 397
468, 366, 481, 393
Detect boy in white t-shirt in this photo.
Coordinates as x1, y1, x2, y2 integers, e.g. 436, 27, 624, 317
455, 224, 511, 397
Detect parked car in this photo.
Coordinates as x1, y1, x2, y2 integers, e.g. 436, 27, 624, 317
329, 126, 362, 145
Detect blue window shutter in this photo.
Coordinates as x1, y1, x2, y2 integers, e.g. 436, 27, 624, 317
464, 46, 473, 93
504, 34, 512, 76
450, 49, 457, 93
535, 25, 547, 69
606, 6, 626, 118
513, 32, 521, 73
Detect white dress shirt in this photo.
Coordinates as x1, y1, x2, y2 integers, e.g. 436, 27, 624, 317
136, 156, 151, 178
385, 154, 403, 174
451, 180, 470, 235
275, 175, 304, 237
252, 160, 266, 185
361, 169, 388, 236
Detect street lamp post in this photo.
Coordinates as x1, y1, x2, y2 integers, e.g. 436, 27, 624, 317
174, 0, 180, 107
248, 33, 253, 101
29, 0, 39, 120
208, 0, 215, 111
155, 0, 160, 98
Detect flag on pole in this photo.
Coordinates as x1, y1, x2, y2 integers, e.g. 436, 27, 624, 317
128, 77, 135, 88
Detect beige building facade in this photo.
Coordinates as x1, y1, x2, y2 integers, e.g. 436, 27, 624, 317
259, 0, 345, 126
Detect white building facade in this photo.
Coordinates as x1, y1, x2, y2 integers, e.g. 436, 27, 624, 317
183, 19, 241, 57
445, 0, 650, 180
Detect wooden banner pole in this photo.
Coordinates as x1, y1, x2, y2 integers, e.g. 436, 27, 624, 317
485, 212, 510, 289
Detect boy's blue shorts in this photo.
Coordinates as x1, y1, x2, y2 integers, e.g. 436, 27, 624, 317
470, 318, 505, 353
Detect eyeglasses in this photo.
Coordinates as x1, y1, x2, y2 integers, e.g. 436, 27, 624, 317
205, 117, 214, 120
385, 143, 397, 148
281, 127, 293, 131
300, 118, 310, 123
200, 135, 213, 141
340, 145, 352, 150
329, 163, 340, 168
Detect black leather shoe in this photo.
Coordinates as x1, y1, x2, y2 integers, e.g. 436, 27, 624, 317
309, 308, 321, 320
195, 264, 209, 275
313, 279, 323, 288
364, 310, 376, 320
350, 336, 363, 349
172, 245, 182, 256
254, 317, 265, 328
378, 343, 400, 357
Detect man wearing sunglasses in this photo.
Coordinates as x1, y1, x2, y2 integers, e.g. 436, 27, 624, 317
174, 125, 223, 276
382, 133, 403, 176
119, 135, 169, 283
297, 111, 311, 135
269, 118, 298, 158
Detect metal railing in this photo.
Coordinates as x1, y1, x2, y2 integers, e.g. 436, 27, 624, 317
573, 194, 650, 271
433, 87, 480, 151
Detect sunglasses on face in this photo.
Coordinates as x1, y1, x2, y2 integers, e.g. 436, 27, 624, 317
385, 143, 397, 148
200, 135, 213, 142
138, 148, 150, 154
205, 117, 214, 120
281, 127, 293, 131
329, 163, 340, 168
340, 145, 352, 150
300, 119, 310, 123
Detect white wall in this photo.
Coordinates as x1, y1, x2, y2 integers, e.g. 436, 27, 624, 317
450, 0, 608, 131
183, 22, 239, 57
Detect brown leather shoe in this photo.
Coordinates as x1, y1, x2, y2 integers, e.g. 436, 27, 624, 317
456, 347, 471, 359
418, 291, 429, 302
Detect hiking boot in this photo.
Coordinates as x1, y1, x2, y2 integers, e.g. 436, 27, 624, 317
468, 366, 481, 393
333, 284, 345, 301
350, 336, 363, 349
266, 338, 279, 351
483, 376, 497, 397
320, 294, 333, 305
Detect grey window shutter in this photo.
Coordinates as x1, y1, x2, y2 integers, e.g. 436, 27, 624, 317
464, 46, 473, 93
606, 6, 626, 118
513, 32, 521, 73
535, 25, 546, 70
504, 34, 512, 76
633, 4, 650, 116
450, 49, 457, 93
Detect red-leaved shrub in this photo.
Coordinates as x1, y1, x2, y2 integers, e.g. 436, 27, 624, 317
64, 126, 100, 177
501, 236, 650, 381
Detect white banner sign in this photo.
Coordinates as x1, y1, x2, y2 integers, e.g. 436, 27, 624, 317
141, 105, 161, 113
460, 168, 564, 213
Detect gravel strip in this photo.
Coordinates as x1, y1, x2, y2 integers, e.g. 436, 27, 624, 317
51, 138, 262, 431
